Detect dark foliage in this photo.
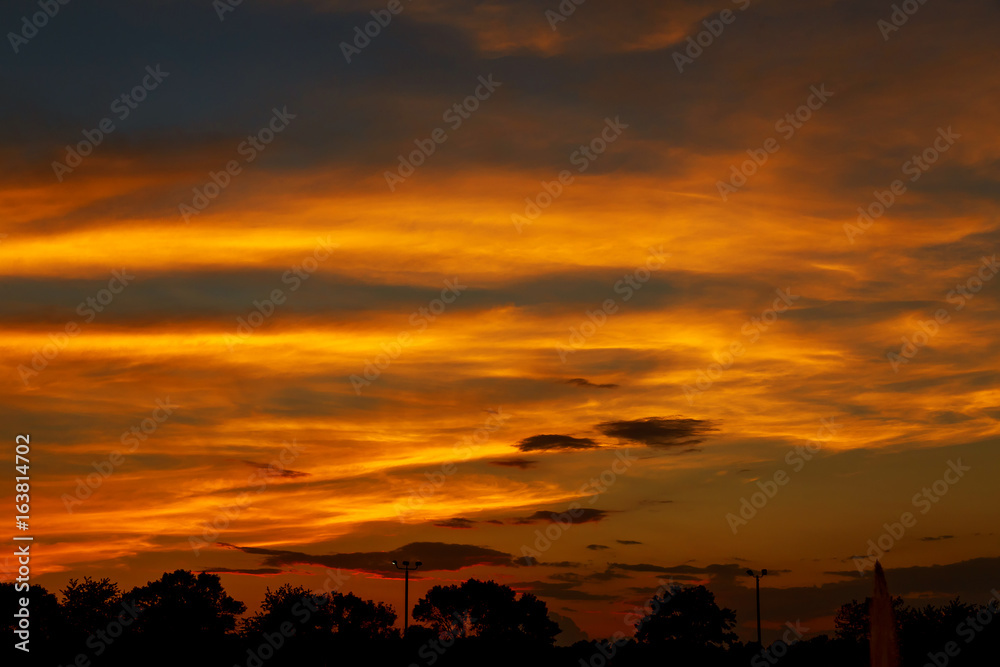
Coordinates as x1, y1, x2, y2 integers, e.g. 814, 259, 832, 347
3, 574, 998, 667
412, 578, 560, 645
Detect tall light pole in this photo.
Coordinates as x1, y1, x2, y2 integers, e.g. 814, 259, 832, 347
746, 568, 767, 646
392, 559, 421, 635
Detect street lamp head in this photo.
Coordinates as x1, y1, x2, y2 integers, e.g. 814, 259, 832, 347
392, 560, 398, 566
746, 569, 754, 577
403, 560, 410, 566
415, 561, 422, 568
761, 568, 768, 576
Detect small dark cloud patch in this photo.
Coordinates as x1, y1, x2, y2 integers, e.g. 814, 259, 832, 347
240, 460, 309, 478
586, 544, 610, 551
551, 568, 627, 584
928, 411, 973, 425
434, 518, 476, 529
514, 508, 608, 525
608, 562, 776, 586
597, 416, 717, 448
920, 535, 955, 542
485, 519, 504, 525
565, 378, 619, 389
586, 568, 629, 582
517, 434, 599, 452
225, 541, 518, 574
616, 539, 642, 545
519, 557, 583, 567
510, 580, 618, 601
490, 458, 538, 469
199, 567, 283, 576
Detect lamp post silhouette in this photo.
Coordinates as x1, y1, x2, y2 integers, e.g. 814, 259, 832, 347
747, 568, 768, 646
392, 559, 421, 634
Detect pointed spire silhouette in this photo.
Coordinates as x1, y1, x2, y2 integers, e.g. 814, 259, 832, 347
870, 561, 900, 667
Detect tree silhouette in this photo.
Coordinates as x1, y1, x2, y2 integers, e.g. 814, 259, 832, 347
244, 584, 333, 638
835, 595, 994, 667
413, 578, 560, 644
634, 584, 738, 650
128, 570, 245, 641
900, 597, 978, 644
834, 596, 905, 645
327, 591, 399, 640
4, 571, 998, 667
61, 576, 122, 641
240, 585, 400, 665
245, 585, 398, 640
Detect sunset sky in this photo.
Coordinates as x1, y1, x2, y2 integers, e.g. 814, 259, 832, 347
2, 0, 998, 645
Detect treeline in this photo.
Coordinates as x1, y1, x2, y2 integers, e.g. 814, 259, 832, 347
4, 571, 998, 666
